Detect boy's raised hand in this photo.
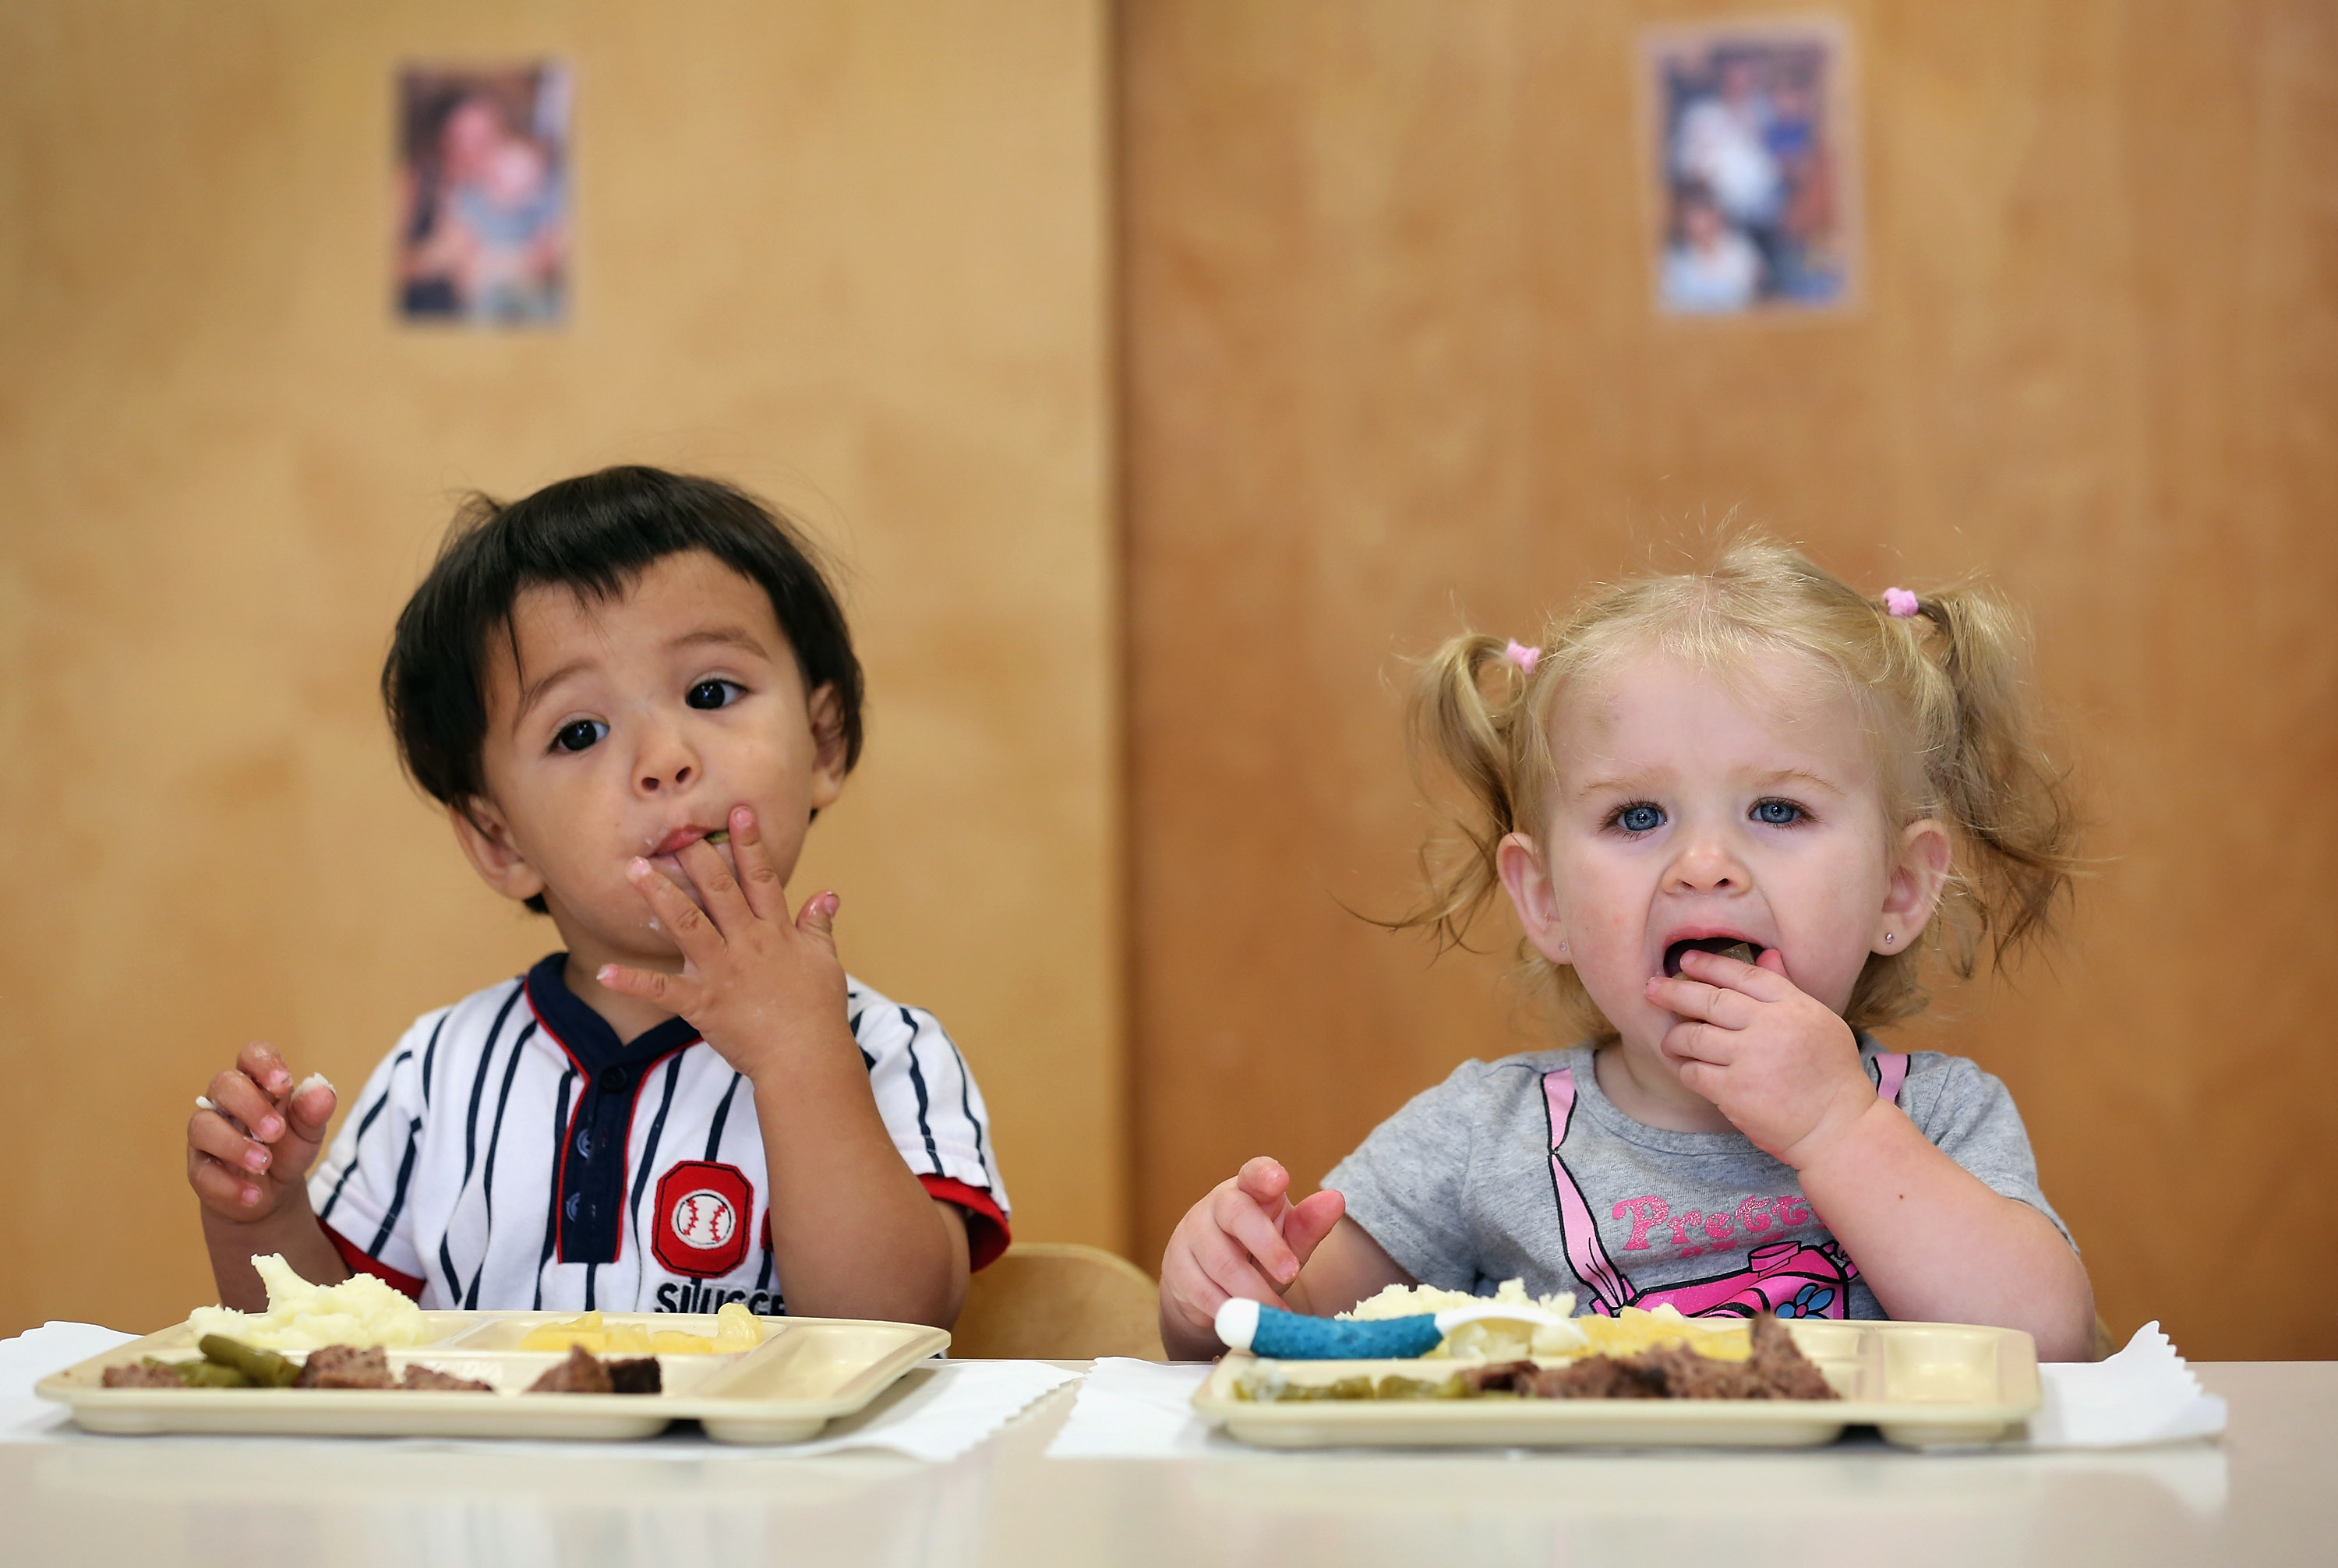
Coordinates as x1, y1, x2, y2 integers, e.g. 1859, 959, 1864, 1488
1645, 946, 1879, 1167
599, 804, 850, 1081
186, 1043, 337, 1220
1159, 1156, 1347, 1358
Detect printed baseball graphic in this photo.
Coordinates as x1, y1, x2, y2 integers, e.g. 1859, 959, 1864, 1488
652, 1160, 756, 1279
669, 1188, 736, 1250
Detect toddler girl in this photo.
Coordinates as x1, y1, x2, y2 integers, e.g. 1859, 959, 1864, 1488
1159, 539, 2096, 1361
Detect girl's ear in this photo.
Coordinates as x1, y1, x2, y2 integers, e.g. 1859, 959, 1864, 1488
1496, 832, 1572, 965
450, 798, 549, 906
806, 683, 849, 813
1877, 817, 1954, 953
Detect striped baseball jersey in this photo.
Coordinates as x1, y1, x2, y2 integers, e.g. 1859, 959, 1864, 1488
308, 952, 1009, 1313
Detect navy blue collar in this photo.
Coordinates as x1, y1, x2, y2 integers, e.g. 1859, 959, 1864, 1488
523, 952, 702, 1075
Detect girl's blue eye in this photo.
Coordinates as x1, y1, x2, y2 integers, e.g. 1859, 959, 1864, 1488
1751, 799, 1803, 826
1616, 803, 1665, 834
553, 719, 608, 754
687, 679, 741, 711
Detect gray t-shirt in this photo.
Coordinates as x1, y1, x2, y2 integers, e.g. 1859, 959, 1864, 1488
1323, 1041, 2071, 1321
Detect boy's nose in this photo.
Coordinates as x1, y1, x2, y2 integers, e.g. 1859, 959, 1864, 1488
633, 725, 699, 794
639, 761, 694, 793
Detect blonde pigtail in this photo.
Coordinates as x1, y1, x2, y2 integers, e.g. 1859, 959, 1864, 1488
1395, 632, 1543, 953
1918, 588, 2082, 976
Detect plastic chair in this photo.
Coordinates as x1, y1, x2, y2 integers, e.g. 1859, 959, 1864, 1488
950, 1242, 1168, 1361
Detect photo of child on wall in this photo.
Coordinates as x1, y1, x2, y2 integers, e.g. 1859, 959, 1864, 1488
1644, 21, 1854, 316
395, 63, 572, 326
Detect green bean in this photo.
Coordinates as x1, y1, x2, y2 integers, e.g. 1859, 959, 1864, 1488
174, 1359, 252, 1389
198, 1335, 299, 1387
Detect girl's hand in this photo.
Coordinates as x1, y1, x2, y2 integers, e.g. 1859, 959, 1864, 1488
1160, 1157, 1347, 1359
599, 805, 850, 1086
1645, 948, 1878, 1167
186, 1043, 337, 1220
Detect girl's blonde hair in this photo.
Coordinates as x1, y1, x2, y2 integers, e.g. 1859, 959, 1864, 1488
1404, 537, 2078, 1040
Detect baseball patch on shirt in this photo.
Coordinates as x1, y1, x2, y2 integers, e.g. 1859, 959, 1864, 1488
653, 1160, 754, 1279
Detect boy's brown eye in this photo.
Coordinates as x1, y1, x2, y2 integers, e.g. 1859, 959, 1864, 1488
687, 679, 740, 710
553, 719, 606, 753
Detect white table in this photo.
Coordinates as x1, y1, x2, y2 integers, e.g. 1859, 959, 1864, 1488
2, 1363, 2328, 1566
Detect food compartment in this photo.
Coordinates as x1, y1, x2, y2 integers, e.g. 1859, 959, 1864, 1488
438, 1311, 772, 1354
1775, 1319, 1875, 1399
1877, 1325, 2006, 1404
375, 1351, 730, 1396
699, 1322, 941, 1402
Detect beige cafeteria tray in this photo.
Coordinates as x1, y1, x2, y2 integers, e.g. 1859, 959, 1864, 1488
37, 1311, 950, 1445
1195, 1319, 2040, 1450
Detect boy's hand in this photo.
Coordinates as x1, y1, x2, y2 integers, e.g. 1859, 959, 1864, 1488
598, 804, 851, 1084
1645, 948, 1879, 1167
186, 1044, 337, 1220
1160, 1157, 1347, 1354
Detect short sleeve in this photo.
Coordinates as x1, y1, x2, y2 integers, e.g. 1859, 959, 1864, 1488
851, 991, 1012, 1270
307, 1014, 441, 1291
1321, 1060, 1492, 1292
1899, 1052, 2077, 1251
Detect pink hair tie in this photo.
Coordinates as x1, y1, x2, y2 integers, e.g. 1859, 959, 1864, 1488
1881, 588, 1922, 618
1502, 639, 1542, 675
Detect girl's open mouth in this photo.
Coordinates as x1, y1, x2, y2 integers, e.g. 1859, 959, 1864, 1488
1662, 938, 1764, 977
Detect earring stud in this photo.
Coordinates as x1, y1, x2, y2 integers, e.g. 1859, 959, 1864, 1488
1884, 932, 1895, 946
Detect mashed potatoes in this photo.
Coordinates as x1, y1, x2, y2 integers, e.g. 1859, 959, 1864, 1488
186, 1255, 429, 1352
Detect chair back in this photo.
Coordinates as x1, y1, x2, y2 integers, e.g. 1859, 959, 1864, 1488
950, 1242, 1167, 1361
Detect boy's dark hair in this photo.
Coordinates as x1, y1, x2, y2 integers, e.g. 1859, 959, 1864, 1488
383, 467, 864, 908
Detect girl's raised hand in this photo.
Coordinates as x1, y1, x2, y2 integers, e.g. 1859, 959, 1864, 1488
1645, 948, 1879, 1167
185, 1042, 337, 1220
598, 804, 851, 1084
1159, 1156, 1347, 1359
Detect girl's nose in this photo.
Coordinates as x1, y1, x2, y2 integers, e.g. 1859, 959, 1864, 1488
1666, 827, 1747, 892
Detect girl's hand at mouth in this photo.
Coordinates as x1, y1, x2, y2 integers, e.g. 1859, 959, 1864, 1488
1644, 948, 1880, 1169
598, 803, 851, 1086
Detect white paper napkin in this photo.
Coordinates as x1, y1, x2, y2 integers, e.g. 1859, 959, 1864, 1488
0, 1321, 1075, 1461
1050, 1326, 2229, 1459
2025, 1321, 2227, 1449
1045, 1358, 1217, 1458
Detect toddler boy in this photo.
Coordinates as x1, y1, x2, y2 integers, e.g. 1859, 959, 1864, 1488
185, 467, 1008, 1324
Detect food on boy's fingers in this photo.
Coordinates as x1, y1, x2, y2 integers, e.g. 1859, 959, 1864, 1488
1236, 1314, 1834, 1404
187, 1255, 428, 1351
291, 1072, 335, 1104
1662, 937, 1764, 976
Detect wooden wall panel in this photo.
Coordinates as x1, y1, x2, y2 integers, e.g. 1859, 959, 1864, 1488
0, 0, 1118, 1337
1122, 0, 2338, 1358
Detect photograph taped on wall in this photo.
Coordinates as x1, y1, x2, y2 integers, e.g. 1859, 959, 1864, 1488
396, 63, 573, 327
1642, 18, 1856, 316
